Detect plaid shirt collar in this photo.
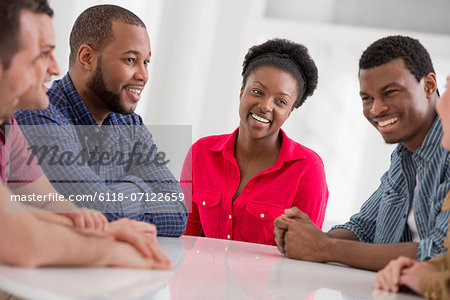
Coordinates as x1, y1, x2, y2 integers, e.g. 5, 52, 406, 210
396, 115, 443, 159
56, 73, 99, 125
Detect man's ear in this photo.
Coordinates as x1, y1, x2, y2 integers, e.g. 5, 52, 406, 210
424, 72, 437, 99
77, 44, 96, 71
239, 86, 244, 100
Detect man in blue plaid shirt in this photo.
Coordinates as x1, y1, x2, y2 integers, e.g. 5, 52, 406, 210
16, 4, 188, 237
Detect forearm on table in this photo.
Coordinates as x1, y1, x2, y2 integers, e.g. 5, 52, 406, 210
0, 213, 109, 267
1, 183, 104, 267
34, 211, 74, 227
326, 228, 360, 241
2, 189, 75, 227
12, 204, 75, 227
8, 173, 130, 214
9, 175, 62, 210
325, 238, 418, 271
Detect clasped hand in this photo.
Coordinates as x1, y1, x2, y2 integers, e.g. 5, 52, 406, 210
274, 207, 329, 262
374, 256, 436, 294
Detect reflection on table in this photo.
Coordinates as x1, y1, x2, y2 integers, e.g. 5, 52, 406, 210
0, 236, 424, 300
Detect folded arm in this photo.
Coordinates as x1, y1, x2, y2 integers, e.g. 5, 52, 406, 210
275, 208, 418, 271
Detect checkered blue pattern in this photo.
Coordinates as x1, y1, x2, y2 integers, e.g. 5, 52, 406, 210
332, 117, 450, 261
15, 73, 188, 237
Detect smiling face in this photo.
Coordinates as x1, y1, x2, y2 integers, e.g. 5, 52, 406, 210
436, 77, 450, 150
86, 21, 150, 115
359, 58, 436, 151
19, 13, 60, 110
0, 10, 40, 122
239, 65, 297, 142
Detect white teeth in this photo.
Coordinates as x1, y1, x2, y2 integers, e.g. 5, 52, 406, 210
378, 117, 399, 127
126, 88, 142, 95
251, 113, 270, 124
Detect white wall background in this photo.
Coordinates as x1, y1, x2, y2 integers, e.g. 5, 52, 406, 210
49, 0, 450, 231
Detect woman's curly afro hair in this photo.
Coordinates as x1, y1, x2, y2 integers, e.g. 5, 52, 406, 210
242, 38, 318, 108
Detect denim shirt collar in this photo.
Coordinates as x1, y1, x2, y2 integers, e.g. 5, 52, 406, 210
396, 115, 444, 160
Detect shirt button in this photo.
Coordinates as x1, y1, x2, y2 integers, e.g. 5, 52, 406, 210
95, 128, 100, 133
202, 201, 206, 206
227, 235, 231, 239
228, 214, 232, 219
84, 136, 88, 140
260, 213, 265, 218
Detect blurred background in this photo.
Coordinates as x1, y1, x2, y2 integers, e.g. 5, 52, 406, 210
49, 0, 450, 230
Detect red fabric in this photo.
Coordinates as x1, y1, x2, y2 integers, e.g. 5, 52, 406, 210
0, 117, 43, 186
181, 128, 328, 245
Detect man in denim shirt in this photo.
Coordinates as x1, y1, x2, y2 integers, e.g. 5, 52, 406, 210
274, 35, 450, 271
16, 4, 187, 237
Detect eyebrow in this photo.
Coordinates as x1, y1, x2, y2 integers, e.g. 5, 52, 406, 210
254, 81, 293, 98
380, 82, 400, 91
121, 50, 152, 57
254, 81, 266, 89
41, 44, 55, 51
359, 82, 401, 96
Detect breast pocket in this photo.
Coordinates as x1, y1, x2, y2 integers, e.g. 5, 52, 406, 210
193, 190, 222, 236
376, 185, 407, 242
245, 201, 284, 245
382, 188, 406, 207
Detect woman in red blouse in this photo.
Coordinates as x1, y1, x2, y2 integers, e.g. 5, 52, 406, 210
181, 38, 328, 245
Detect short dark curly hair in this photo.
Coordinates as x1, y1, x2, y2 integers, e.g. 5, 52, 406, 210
69, 4, 145, 67
359, 35, 436, 83
242, 38, 318, 109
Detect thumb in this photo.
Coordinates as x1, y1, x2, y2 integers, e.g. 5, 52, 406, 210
284, 207, 308, 219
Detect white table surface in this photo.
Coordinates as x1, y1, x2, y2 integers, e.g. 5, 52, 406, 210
0, 236, 424, 300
